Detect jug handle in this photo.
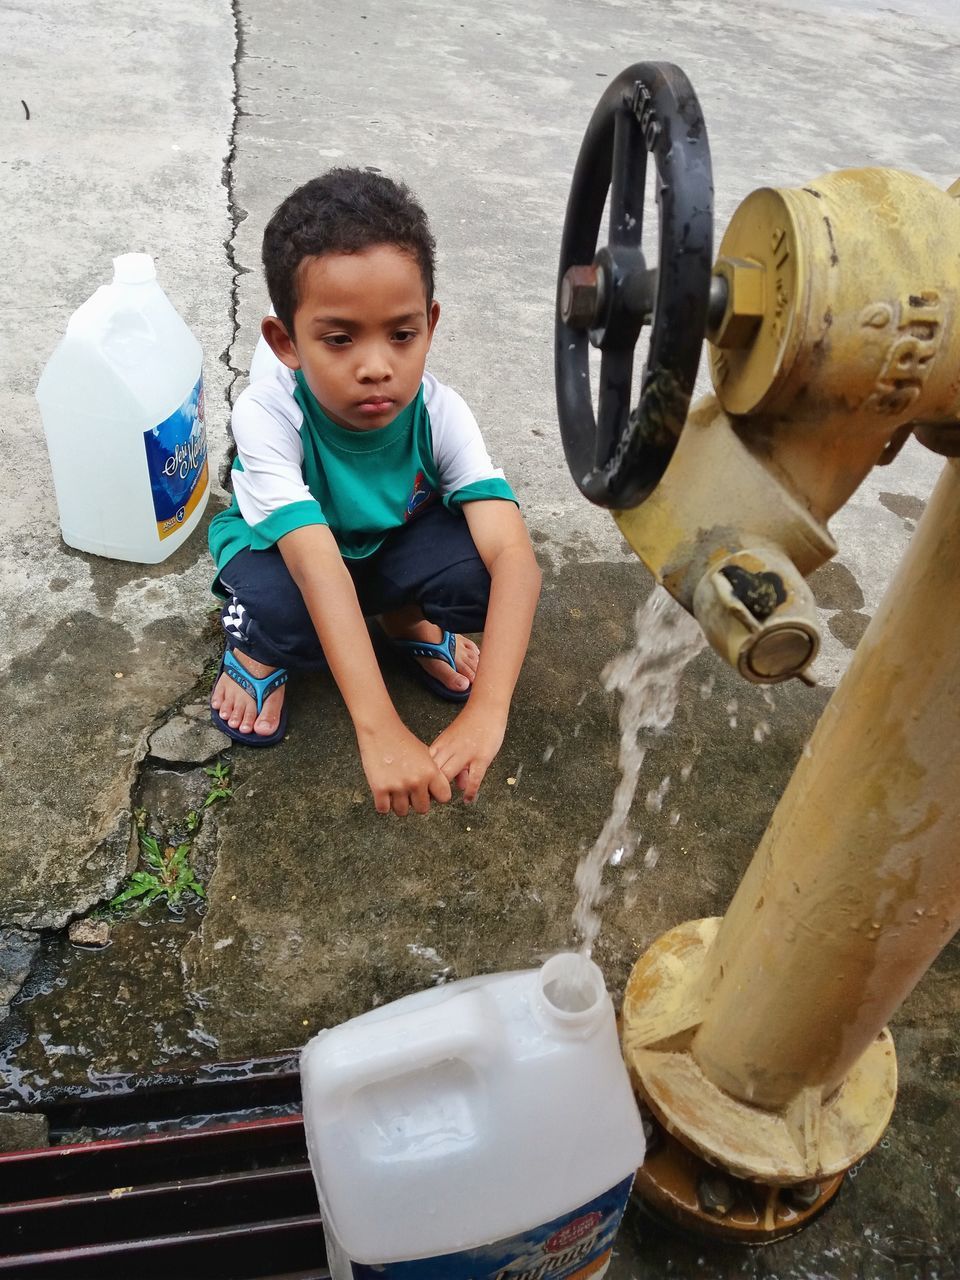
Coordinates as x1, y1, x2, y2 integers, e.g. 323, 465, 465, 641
308, 992, 492, 1111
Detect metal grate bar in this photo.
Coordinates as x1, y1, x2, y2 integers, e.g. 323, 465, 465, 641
0, 1114, 307, 1202
0, 1163, 318, 1252
0, 1213, 329, 1279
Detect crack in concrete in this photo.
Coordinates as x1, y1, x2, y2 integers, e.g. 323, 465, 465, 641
219, 0, 249, 464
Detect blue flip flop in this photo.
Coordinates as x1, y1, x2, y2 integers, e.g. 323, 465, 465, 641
388, 629, 471, 703
210, 649, 289, 746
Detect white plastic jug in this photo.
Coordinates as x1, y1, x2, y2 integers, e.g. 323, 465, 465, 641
35, 253, 209, 563
300, 953, 645, 1279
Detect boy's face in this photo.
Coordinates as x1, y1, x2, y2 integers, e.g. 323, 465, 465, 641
263, 244, 439, 432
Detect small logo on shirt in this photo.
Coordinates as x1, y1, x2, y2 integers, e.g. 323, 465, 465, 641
404, 470, 436, 521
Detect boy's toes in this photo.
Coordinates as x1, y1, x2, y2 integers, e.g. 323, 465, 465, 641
253, 687, 286, 736
211, 673, 230, 713
254, 707, 277, 735
454, 636, 480, 682
213, 676, 255, 734
426, 657, 470, 693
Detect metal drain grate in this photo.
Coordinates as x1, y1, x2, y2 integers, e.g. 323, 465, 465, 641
0, 1054, 329, 1279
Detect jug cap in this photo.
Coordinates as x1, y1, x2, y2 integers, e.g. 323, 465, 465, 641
112, 253, 156, 285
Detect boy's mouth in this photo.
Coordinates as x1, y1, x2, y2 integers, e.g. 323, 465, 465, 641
357, 396, 395, 415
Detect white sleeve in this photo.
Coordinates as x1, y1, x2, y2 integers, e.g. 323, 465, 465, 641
230, 366, 320, 527
423, 373, 508, 496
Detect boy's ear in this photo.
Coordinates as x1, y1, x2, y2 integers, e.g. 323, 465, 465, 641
426, 299, 441, 343
261, 315, 301, 371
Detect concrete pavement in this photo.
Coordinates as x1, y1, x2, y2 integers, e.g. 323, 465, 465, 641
1, 0, 959, 1274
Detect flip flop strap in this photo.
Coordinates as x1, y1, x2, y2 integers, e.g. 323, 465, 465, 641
223, 650, 288, 714
393, 630, 457, 672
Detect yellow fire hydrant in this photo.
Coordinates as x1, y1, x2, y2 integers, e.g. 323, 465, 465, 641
556, 63, 960, 1239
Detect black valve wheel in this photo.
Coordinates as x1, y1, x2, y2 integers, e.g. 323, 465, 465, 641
555, 63, 714, 508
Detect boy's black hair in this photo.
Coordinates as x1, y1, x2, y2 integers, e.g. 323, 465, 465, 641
262, 168, 436, 335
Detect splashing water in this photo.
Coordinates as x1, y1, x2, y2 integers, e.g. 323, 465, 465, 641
753, 719, 772, 743
645, 775, 671, 814
572, 589, 705, 956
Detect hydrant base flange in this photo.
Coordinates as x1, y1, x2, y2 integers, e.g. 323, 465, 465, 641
633, 1106, 845, 1244
622, 918, 897, 1184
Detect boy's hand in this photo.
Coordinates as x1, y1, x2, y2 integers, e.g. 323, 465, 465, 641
358, 721, 453, 816
429, 705, 507, 804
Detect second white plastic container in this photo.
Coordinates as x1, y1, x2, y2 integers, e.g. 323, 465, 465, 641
35, 253, 209, 563
300, 953, 646, 1279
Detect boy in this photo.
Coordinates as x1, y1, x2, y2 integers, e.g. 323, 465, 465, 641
208, 168, 542, 816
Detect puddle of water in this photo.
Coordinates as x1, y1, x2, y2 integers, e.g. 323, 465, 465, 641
0, 909, 216, 1110
572, 589, 705, 956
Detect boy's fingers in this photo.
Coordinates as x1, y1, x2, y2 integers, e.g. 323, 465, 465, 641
462, 760, 489, 805
411, 783, 431, 815
430, 770, 453, 804
438, 754, 462, 782
392, 792, 410, 817
373, 788, 391, 815
429, 740, 458, 781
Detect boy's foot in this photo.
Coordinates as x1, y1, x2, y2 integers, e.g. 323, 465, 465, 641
210, 648, 287, 738
379, 615, 479, 697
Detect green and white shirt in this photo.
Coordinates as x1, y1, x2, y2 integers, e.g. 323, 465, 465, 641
208, 352, 516, 582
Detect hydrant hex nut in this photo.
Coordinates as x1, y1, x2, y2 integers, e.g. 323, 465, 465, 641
697, 1173, 737, 1216
708, 256, 765, 350
560, 265, 602, 330
786, 1180, 822, 1210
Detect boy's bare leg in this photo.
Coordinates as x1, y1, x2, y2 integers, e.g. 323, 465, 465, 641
379, 603, 479, 696
210, 648, 286, 737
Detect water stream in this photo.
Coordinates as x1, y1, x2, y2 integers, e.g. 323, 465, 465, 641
572, 588, 706, 956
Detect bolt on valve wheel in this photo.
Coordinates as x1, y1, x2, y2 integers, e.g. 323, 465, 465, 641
555, 63, 714, 509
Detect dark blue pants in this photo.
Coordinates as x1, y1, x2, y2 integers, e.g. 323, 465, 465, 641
215, 503, 491, 670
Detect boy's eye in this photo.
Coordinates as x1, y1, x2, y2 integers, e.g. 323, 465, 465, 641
323, 334, 351, 347
393, 329, 418, 343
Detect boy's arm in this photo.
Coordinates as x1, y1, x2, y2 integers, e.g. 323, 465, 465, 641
279, 524, 452, 816
428, 500, 542, 802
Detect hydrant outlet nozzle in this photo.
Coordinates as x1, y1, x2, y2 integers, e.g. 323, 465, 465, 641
741, 623, 817, 682
692, 547, 820, 683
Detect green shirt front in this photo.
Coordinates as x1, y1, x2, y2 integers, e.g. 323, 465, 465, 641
208, 365, 516, 586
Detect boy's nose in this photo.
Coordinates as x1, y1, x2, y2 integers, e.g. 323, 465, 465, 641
357, 346, 393, 383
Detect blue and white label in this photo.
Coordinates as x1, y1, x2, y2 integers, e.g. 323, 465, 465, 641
143, 374, 208, 540
350, 1175, 634, 1279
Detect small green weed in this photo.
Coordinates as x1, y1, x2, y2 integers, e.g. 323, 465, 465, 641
204, 761, 232, 800
185, 762, 232, 832
95, 763, 231, 922
106, 833, 205, 916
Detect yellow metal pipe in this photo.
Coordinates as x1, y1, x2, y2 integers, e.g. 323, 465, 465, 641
692, 457, 960, 1109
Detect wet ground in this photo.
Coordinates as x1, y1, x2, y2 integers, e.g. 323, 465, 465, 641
2, 565, 958, 1277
